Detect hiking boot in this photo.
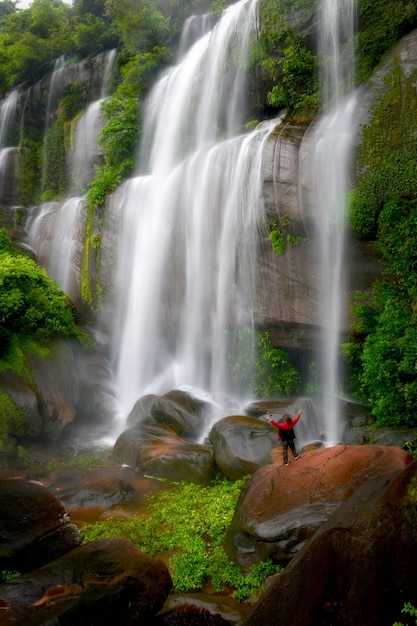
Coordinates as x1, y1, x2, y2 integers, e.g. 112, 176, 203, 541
294, 455, 299, 460
284, 462, 289, 466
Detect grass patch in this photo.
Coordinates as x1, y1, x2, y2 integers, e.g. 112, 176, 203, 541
82, 475, 282, 602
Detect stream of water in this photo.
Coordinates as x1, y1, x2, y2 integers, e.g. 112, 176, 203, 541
312, 0, 357, 443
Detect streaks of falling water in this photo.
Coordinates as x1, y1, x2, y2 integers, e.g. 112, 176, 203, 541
110, 0, 274, 422
312, 0, 357, 443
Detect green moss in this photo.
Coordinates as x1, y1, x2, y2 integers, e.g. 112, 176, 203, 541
82, 476, 282, 602
0, 388, 26, 437
269, 220, 286, 256
268, 218, 304, 256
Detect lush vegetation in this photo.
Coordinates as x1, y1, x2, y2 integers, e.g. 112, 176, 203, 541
357, 0, 417, 83
258, 0, 319, 119
0, 229, 84, 358
344, 60, 417, 427
82, 475, 282, 602
228, 328, 300, 397
393, 602, 417, 626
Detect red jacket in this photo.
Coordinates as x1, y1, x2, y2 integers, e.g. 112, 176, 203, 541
270, 411, 301, 441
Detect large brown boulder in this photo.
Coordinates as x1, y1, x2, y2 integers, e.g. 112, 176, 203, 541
151, 389, 214, 440
224, 444, 412, 571
0, 537, 172, 626
242, 458, 417, 626
114, 422, 214, 484
0, 479, 82, 573
209, 415, 277, 480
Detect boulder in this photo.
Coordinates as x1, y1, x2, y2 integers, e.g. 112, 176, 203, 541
0, 537, 172, 626
156, 604, 230, 625
0, 479, 82, 573
27, 346, 80, 441
114, 422, 214, 484
151, 389, 213, 440
224, 444, 412, 571
126, 393, 159, 427
241, 458, 417, 626
50, 475, 135, 508
158, 592, 246, 624
74, 352, 117, 426
209, 415, 277, 480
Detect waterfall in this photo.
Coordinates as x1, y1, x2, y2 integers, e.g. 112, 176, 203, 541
313, 0, 357, 443
0, 89, 21, 205
110, 0, 269, 420
69, 49, 116, 194
69, 100, 104, 194
26, 198, 87, 302
28, 51, 116, 299
0, 89, 20, 148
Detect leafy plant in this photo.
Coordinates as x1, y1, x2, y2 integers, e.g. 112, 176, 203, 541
0, 570, 20, 583
228, 327, 300, 397
82, 476, 282, 601
393, 602, 417, 626
0, 230, 85, 356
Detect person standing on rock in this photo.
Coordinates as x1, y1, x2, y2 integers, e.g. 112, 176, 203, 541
266, 410, 302, 466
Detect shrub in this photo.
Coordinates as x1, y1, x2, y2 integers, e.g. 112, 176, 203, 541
228, 328, 300, 397
0, 230, 84, 356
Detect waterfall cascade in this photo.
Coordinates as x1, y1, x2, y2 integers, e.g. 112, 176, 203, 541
312, 0, 357, 442
27, 49, 117, 299
111, 0, 270, 421
0, 0, 361, 444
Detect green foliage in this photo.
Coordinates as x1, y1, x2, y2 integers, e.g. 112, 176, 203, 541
0, 230, 83, 355
357, 288, 417, 426
393, 602, 417, 626
357, 0, 417, 83
82, 476, 281, 601
42, 115, 67, 200
351, 60, 417, 239
346, 60, 417, 428
254, 330, 300, 396
403, 441, 417, 459
228, 328, 300, 397
268, 218, 304, 257
268, 220, 285, 256
259, 0, 318, 120
0, 570, 20, 583
266, 36, 318, 117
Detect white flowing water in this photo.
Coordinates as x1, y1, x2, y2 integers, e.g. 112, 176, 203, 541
0, 89, 21, 202
111, 0, 268, 420
28, 50, 116, 299
313, 0, 356, 443
69, 99, 104, 194
26, 197, 86, 302
0, 89, 20, 148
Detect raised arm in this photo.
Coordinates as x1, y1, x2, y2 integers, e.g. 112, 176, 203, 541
268, 409, 302, 430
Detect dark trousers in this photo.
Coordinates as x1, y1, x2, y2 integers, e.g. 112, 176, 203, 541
282, 439, 296, 464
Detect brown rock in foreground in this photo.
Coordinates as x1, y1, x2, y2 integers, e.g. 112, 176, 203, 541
242, 458, 417, 626
224, 444, 411, 570
0, 478, 82, 573
0, 537, 172, 625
